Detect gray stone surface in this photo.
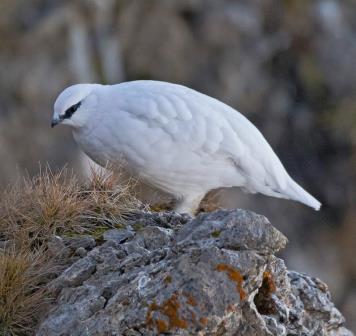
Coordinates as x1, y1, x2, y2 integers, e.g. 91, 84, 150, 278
37, 210, 352, 336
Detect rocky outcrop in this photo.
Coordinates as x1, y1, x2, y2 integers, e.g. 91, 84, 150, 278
37, 210, 352, 336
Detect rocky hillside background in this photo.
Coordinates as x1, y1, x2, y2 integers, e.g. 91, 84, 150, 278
0, 0, 355, 331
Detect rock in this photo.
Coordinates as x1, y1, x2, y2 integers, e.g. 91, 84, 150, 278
75, 247, 87, 257
176, 209, 288, 254
48, 256, 97, 294
103, 228, 135, 244
63, 235, 96, 251
37, 210, 352, 336
47, 235, 71, 258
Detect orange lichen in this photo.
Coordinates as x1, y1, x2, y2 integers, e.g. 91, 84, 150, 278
146, 292, 188, 332
161, 293, 188, 329
155, 319, 168, 333
262, 271, 276, 293
146, 302, 159, 327
183, 292, 197, 306
190, 311, 196, 322
254, 270, 277, 315
199, 317, 208, 326
216, 263, 246, 300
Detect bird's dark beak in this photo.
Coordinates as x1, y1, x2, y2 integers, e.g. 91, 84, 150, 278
51, 117, 60, 128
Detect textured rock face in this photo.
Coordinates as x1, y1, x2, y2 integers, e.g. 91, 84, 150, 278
37, 210, 352, 336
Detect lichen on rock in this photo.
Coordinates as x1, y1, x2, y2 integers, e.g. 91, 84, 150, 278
37, 210, 353, 336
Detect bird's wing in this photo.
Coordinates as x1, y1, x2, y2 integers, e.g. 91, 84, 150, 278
115, 82, 288, 192
205, 92, 289, 192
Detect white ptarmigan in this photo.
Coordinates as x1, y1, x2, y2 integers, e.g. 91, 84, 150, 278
51, 80, 321, 214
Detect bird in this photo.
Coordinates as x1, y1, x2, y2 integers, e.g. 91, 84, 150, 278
51, 80, 321, 215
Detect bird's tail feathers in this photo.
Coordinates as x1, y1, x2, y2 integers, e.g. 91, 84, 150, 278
285, 178, 321, 211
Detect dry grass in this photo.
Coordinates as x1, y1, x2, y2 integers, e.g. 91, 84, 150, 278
0, 249, 53, 336
0, 166, 141, 335
0, 166, 141, 248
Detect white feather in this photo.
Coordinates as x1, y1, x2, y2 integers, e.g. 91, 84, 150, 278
53, 80, 321, 214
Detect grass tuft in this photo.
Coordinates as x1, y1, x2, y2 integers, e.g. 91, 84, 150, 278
0, 248, 53, 336
0, 166, 140, 248
0, 166, 140, 335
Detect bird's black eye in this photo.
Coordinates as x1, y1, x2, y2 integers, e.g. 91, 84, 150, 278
63, 101, 81, 119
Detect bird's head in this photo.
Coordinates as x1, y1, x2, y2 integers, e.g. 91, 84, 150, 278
51, 84, 99, 129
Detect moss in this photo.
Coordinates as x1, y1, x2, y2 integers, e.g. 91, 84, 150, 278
91, 226, 109, 239
150, 203, 172, 212
132, 223, 145, 232
211, 230, 221, 238
164, 275, 172, 285
114, 223, 126, 229
216, 263, 246, 301
86, 226, 111, 244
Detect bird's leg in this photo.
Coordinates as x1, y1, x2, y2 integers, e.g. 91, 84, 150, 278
174, 194, 205, 216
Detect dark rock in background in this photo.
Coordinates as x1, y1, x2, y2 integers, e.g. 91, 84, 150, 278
37, 210, 352, 336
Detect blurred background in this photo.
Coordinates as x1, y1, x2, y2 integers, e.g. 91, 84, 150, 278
0, 0, 355, 330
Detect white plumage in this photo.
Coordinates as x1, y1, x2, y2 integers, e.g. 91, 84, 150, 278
52, 80, 321, 214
